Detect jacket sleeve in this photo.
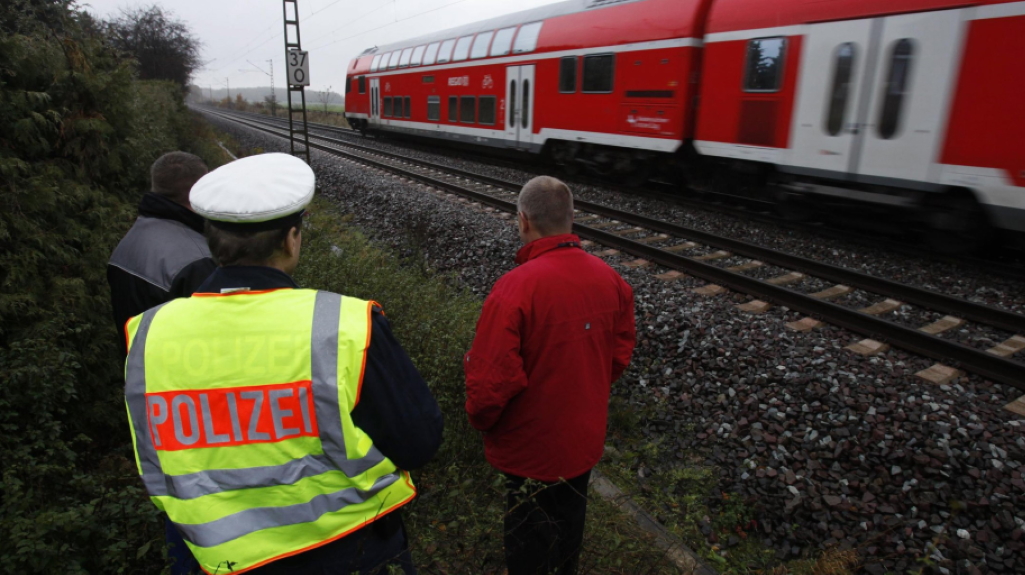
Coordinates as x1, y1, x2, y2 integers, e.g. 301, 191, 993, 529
351, 309, 444, 471
169, 257, 218, 298
464, 287, 529, 432
611, 280, 636, 383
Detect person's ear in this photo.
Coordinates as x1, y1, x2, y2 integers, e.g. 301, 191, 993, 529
285, 226, 301, 257
518, 211, 529, 234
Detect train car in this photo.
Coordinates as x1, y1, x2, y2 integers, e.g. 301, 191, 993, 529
694, 0, 1025, 249
346, 0, 1025, 249
345, 0, 713, 181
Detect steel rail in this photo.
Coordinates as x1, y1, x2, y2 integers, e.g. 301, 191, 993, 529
204, 109, 1025, 391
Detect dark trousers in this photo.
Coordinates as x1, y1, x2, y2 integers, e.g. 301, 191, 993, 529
504, 470, 591, 575
166, 519, 200, 575
249, 512, 415, 575
166, 512, 415, 575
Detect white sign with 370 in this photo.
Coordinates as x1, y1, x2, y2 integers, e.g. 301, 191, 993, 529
287, 50, 310, 86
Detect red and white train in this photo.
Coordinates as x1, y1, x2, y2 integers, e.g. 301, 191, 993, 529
345, 0, 1025, 248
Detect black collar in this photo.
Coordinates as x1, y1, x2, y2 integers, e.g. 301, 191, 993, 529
138, 192, 207, 235
195, 266, 299, 294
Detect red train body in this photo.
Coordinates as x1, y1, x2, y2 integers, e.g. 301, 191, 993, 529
346, 0, 1025, 243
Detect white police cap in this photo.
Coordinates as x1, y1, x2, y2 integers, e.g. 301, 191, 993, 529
190, 153, 314, 228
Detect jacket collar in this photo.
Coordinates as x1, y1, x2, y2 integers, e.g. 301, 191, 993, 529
195, 266, 299, 294
138, 192, 207, 235
515, 234, 582, 265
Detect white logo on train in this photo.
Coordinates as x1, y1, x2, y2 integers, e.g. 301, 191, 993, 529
626, 115, 669, 131
482, 75, 494, 90
448, 76, 470, 87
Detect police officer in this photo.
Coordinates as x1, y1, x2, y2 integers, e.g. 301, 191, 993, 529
124, 153, 443, 574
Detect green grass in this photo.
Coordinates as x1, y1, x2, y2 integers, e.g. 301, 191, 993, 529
599, 398, 859, 574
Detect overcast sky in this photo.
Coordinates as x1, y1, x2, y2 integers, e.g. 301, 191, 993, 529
80, 0, 566, 96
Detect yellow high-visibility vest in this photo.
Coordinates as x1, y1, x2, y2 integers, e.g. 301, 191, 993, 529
124, 288, 417, 574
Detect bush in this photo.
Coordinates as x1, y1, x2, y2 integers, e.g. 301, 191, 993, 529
0, 2, 225, 572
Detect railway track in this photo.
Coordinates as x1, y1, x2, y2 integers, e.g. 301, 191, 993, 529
203, 107, 1025, 392
213, 107, 1025, 281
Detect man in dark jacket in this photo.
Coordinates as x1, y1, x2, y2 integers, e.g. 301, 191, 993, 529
464, 176, 636, 574
108, 151, 217, 345
107, 151, 215, 574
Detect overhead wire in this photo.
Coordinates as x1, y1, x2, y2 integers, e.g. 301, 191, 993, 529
308, 0, 471, 51
209, 0, 359, 74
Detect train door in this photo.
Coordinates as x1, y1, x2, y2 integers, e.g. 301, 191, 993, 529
505, 65, 536, 148
369, 77, 380, 123
787, 19, 876, 175
853, 10, 965, 183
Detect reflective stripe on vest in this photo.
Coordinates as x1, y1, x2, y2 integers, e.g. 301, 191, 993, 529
124, 290, 416, 573
126, 292, 386, 500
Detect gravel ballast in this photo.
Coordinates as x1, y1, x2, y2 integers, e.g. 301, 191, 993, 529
206, 114, 1025, 574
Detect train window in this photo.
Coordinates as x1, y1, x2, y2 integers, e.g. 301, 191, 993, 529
423, 42, 440, 66
346, 78, 352, 94
559, 57, 577, 93
428, 96, 441, 121
582, 54, 614, 93
825, 43, 855, 136
405, 96, 411, 119
513, 22, 543, 54
394, 96, 403, 118
449, 96, 458, 121
399, 48, 413, 68
411, 46, 426, 67
388, 51, 401, 70
491, 26, 516, 56
471, 31, 494, 59
358, 75, 366, 94
509, 80, 517, 126
371, 55, 383, 72
453, 35, 474, 62
878, 39, 914, 140
383, 97, 393, 117
744, 37, 786, 92
460, 96, 476, 123
479, 96, 496, 125
437, 39, 456, 64
522, 80, 530, 128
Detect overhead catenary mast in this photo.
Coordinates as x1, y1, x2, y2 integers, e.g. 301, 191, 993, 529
282, 0, 311, 164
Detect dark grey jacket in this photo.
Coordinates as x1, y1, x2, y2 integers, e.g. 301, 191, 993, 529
108, 193, 217, 347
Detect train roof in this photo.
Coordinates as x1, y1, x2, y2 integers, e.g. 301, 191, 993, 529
706, 0, 1018, 34
350, 0, 710, 73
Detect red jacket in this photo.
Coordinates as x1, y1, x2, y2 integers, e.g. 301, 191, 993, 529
464, 234, 636, 481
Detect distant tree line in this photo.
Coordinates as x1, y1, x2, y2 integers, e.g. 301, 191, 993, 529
104, 4, 200, 88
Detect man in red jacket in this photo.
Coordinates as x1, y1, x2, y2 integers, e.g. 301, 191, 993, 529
465, 176, 636, 574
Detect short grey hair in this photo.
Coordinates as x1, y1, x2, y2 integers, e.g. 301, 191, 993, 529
517, 176, 573, 236
151, 151, 208, 205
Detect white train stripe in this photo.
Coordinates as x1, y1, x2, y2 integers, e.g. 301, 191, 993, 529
972, 1, 1025, 20
703, 25, 805, 44
366, 118, 682, 153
